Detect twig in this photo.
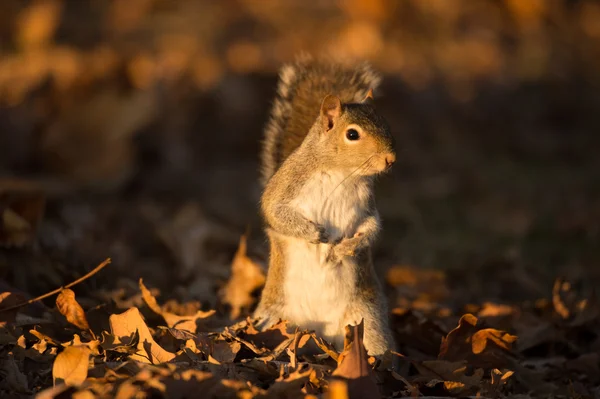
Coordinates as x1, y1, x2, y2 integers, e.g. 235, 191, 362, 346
0, 258, 112, 313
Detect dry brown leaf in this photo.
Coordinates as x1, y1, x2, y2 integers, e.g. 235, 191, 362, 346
63, 334, 102, 356
490, 368, 515, 390
56, 289, 90, 331
30, 329, 61, 347
267, 366, 314, 397
443, 380, 467, 394
244, 319, 295, 350
331, 321, 379, 399
472, 328, 517, 354
552, 278, 571, 319
52, 345, 91, 387
109, 307, 175, 364
256, 334, 296, 362
286, 330, 310, 370
439, 313, 517, 369
220, 234, 266, 319
310, 333, 340, 361
211, 340, 241, 363
139, 279, 214, 333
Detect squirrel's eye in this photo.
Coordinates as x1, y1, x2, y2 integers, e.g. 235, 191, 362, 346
346, 128, 360, 141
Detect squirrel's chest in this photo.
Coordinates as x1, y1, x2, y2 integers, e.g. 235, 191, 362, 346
291, 171, 370, 239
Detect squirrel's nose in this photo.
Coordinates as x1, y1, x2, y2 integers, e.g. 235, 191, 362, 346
385, 153, 396, 168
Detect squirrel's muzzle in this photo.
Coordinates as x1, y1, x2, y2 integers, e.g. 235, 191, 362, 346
385, 153, 396, 168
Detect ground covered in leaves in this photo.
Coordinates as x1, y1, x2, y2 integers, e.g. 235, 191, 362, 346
2, 251, 600, 398
1, 1, 600, 398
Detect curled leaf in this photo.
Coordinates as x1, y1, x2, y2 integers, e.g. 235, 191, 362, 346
331, 320, 379, 398
56, 289, 90, 331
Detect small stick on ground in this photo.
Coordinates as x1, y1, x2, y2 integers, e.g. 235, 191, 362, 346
0, 258, 112, 313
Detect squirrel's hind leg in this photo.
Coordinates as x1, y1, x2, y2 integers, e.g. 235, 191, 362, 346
252, 303, 283, 331
344, 300, 394, 358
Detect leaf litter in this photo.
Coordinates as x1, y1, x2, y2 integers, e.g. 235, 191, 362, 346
0, 253, 598, 399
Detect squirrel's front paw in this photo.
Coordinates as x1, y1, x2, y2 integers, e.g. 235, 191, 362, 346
326, 236, 363, 263
308, 222, 329, 244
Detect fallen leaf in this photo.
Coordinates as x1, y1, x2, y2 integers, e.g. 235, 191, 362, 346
162, 326, 197, 341
286, 329, 311, 370
439, 313, 517, 369
221, 329, 269, 355
63, 334, 102, 356
100, 329, 140, 357
256, 333, 296, 362
267, 365, 314, 397
139, 279, 214, 333
310, 333, 340, 361
220, 234, 266, 319
109, 307, 175, 364
52, 345, 91, 386
490, 368, 515, 389
331, 320, 379, 399
243, 319, 295, 351
29, 329, 62, 347
56, 289, 90, 331
211, 340, 241, 363
552, 278, 571, 319
472, 328, 517, 354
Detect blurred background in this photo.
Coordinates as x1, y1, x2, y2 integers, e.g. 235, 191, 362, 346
1, 0, 599, 309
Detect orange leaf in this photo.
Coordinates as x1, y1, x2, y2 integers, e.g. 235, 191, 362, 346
220, 234, 266, 319
439, 313, 517, 370
139, 279, 214, 333
109, 307, 175, 364
52, 345, 90, 386
331, 320, 379, 398
56, 289, 90, 331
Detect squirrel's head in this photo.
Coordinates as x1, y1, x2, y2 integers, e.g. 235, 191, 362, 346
315, 90, 396, 176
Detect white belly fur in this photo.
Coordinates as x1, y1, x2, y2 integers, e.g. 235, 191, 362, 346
282, 171, 370, 347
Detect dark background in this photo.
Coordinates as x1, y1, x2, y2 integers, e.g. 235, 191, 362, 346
1, 0, 599, 310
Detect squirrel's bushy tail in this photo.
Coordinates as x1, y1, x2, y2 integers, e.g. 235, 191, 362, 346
260, 55, 381, 185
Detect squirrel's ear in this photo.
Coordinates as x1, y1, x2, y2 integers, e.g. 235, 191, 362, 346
320, 95, 342, 131
362, 88, 375, 105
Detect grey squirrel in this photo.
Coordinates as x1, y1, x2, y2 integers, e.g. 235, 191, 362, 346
253, 55, 396, 358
